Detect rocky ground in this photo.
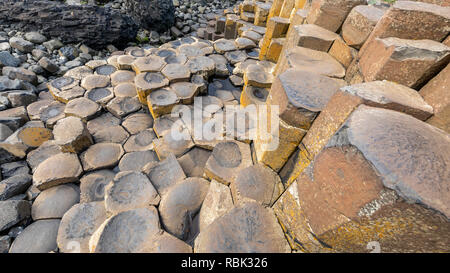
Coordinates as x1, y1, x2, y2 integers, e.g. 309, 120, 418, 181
64, 0, 240, 45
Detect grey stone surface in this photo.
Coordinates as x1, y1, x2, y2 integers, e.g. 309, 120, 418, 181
31, 183, 80, 220
105, 171, 160, 214
0, 200, 31, 232
9, 219, 60, 253
159, 177, 210, 240
89, 207, 162, 253
195, 201, 290, 253
57, 202, 107, 253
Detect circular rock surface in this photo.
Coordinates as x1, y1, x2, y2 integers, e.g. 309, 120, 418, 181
9, 219, 61, 253
194, 201, 290, 253
80, 143, 124, 172
89, 207, 162, 253
57, 202, 107, 253
159, 177, 210, 240
105, 171, 160, 214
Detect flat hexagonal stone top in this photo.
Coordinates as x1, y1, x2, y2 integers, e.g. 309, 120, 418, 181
31, 183, 80, 220
135, 72, 169, 92
38, 101, 66, 127
123, 129, 157, 152
177, 147, 212, 178
51, 85, 85, 104
204, 140, 253, 185
235, 37, 256, 50
224, 50, 248, 65
49, 77, 78, 91
57, 201, 107, 253
340, 80, 433, 121
33, 153, 83, 190
117, 55, 135, 70
231, 164, 284, 207
335, 105, 450, 218
118, 150, 159, 172
113, 82, 137, 98
127, 48, 147, 57
80, 169, 115, 203
186, 56, 215, 76
159, 177, 210, 240
177, 44, 205, 59
106, 96, 141, 118
80, 143, 124, 172
105, 171, 160, 215
242, 30, 262, 43
244, 64, 273, 88
131, 56, 166, 73
89, 207, 162, 253
194, 201, 290, 253
275, 69, 346, 112
161, 64, 191, 83
164, 53, 188, 65
281, 46, 346, 78
142, 153, 186, 197
95, 65, 117, 76
53, 116, 92, 150
9, 219, 61, 253
65, 66, 93, 80
148, 88, 179, 108
214, 39, 237, 54
121, 112, 154, 135
86, 60, 107, 70
64, 97, 101, 122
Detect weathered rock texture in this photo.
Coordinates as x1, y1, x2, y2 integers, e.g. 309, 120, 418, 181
0, 0, 138, 48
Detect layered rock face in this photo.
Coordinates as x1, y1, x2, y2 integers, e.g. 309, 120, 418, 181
0, 0, 138, 48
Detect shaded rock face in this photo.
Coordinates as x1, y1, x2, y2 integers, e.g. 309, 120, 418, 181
0, 0, 138, 48
125, 0, 176, 33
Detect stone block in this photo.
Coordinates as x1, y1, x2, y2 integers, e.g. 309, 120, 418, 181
359, 37, 450, 88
